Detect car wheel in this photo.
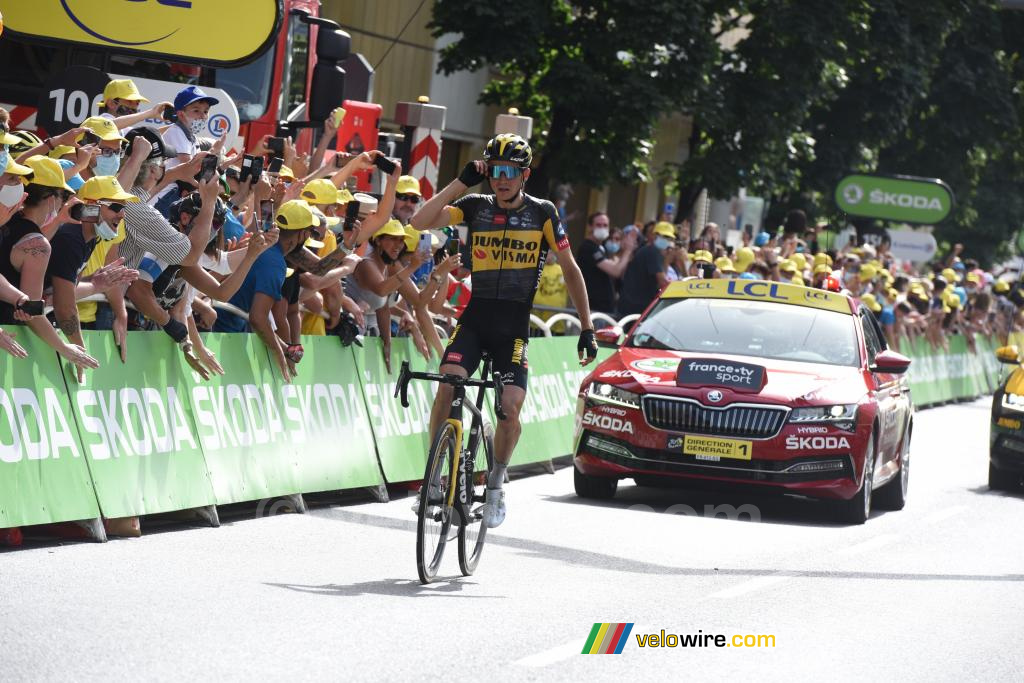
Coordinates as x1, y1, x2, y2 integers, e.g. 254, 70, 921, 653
876, 433, 910, 511
836, 436, 875, 524
988, 462, 1020, 491
574, 465, 618, 499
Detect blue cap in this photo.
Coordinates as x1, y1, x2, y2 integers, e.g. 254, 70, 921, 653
754, 232, 771, 247
57, 158, 85, 191
739, 272, 759, 280
952, 261, 966, 271
173, 85, 219, 112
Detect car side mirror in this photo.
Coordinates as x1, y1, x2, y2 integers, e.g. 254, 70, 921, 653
595, 327, 622, 348
870, 349, 911, 374
996, 345, 1020, 365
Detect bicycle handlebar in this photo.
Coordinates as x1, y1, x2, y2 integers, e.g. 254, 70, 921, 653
394, 361, 507, 420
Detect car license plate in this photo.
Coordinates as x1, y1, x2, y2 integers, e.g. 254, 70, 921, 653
683, 435, 753, 461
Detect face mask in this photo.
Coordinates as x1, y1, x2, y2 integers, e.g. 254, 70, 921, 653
43, 195, 61, 225
188, 117, 207, 136
0, 181, 22, 208
654, 236, 670, 250
94, 154, 121, 176
592, 227, 609, 241
95, 219, 118, 241
0, 148, 8, 177
604, 241, 620, 255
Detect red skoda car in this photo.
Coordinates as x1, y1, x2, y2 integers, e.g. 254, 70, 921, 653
574, 279, 913, 523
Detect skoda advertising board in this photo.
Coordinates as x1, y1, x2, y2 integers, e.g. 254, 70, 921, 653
0, 0, 281, 66
835, 174, 954, 224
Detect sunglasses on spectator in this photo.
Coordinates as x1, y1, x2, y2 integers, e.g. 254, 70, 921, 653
97, 147, 124, 158
396, 193, 420, 203
489, 164, 522, 179
98, 201, 126, 213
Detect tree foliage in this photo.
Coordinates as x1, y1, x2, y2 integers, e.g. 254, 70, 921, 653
431, 0, 1024, 263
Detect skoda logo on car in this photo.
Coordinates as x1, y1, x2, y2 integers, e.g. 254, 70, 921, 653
707, 390, 723, 403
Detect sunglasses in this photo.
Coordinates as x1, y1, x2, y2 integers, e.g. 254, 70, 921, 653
98, 147, 123, 158
396, 193, 420, 204
99, 201, 126, 213
488, 164, 523, 179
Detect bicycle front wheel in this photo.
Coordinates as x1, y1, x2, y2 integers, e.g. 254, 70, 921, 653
458, 422, 494, 576
417, 422, 457, 584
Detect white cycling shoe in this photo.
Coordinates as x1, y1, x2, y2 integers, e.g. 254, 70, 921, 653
483, 488, 506, 528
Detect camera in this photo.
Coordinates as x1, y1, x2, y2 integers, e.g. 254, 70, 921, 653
343, 200, 360, 231
16, 299, 45, 316
267, 136, 286, 155
196, 154, 219, 183
445, 236, 460, 258
373, 155, 397, 175
266, 156, 284, 175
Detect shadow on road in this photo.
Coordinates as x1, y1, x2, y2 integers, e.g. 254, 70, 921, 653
315, 509, 1024, 584
540, 482, 892, 529
265, 578, 502, 599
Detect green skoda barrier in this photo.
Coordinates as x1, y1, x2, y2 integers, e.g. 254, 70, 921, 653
185, 333, 383, 504
904, 333, 1002, 406
0, 326, 101, 528
354, 337, 437, 483
66, 331, 217, 518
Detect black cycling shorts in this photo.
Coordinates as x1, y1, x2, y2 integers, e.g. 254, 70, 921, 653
441, 299, 530, 390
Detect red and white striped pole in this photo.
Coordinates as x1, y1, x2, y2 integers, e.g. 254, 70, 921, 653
395, 96, 446, 199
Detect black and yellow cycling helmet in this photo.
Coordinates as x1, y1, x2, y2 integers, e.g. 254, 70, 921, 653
483, 133, 532, 167
7, 130, 42, 155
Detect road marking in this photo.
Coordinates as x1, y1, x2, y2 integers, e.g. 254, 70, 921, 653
513, 640, 583, 667
709, 573, 791, 599
836, 533, 900, 557
923, 505, 967, 525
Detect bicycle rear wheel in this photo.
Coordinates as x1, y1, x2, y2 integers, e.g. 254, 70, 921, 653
417, 422, 457, 584
458, 422, 494, 576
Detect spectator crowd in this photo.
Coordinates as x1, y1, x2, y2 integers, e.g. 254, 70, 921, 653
0, 76, 1014, 379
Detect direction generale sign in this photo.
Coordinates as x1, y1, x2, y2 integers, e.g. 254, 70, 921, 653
835, 174, 954, 224
0, 0, 282, 66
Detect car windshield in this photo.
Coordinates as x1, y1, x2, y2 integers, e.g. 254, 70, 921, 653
215, 48, 275, 122
627, 297, 861, 367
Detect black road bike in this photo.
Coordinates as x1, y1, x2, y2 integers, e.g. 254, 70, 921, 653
395, 354, 506, 584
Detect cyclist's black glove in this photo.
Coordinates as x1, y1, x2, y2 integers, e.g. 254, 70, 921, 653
578, 328, 597, 365
458, 161, 486, 188
162, 318, 189, 344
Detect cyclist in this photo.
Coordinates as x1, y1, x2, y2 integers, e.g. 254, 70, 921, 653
410, 133, 598, 528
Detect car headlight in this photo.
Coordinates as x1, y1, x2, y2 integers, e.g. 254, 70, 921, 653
1001, 392, 1024, 412
789, 404, 858, 431
587, 382, 641, 409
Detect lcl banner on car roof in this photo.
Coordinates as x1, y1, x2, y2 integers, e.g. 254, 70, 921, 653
661, 279, 853, 315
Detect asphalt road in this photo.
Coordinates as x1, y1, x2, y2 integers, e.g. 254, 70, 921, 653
2, 397, 1022, 681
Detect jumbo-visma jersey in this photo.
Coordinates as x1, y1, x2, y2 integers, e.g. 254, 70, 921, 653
448, 193, 570, 304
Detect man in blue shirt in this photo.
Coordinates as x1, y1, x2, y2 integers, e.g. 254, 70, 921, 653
214, 199, 320, 383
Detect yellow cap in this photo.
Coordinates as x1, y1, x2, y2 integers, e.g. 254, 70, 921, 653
941, 267, 957, 282
0, 129, 21, 147
79, 116, 126, 142
995, 280, 1011, 293
887, 288, 899, 300
860, 293, 882, 313
734, 247, 756, 272
300, 179, 339, 205
404, 224, 439, 252
25, 155, 73, 191
374, 218, 407, 241
859, 263, 878, 282
100, 79, 149, 106
336, 187, 355, 205
791, 275, 805, 286
791, 253, 807, 271
715, 256, 735, 272
48, 144, 76, 159
77, 176, 139, 202
690, 249, 713, 264
814, 263, 831, 275
946, 291, 961, 309
3, 154, 31, 177
966, 272, 981, 284
304, 237, 325, 250
395, 175, 422, 196
653, 221, 676, 239
813, 252, 833, 267
779, 259, 797, 274
275, 199, 320, 231
279, 165, 296, 182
